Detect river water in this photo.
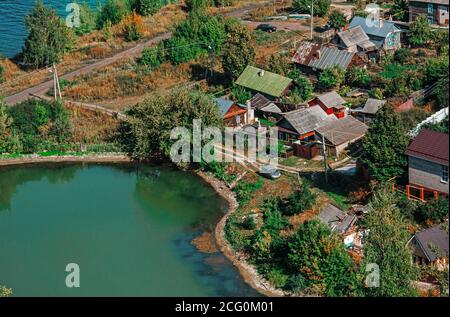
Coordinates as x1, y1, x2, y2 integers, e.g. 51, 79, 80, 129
0, 163, 259, 296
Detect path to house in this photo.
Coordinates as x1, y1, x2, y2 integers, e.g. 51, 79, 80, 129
4, 2, 269, 106
241, 20, 311, 32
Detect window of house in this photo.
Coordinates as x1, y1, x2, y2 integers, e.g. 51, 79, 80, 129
428, 4, 434, 14
442, 165, 449, 183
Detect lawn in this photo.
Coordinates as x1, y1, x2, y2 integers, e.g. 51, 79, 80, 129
380, 63, 417, 79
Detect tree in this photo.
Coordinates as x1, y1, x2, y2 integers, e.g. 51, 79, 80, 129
118, 87, 222, 162
139, 43, 165, 69
283, 180, 317, 216
73, 1, 97, 35
408, 15, 432, 47
363, 186, 418, 297
222, 22, 255, 79
346, 66, 372, 88
22, 1, 76, 68
389, 0, 409, 22
317, 66, 345, 90
287, 220, 358, 296
185, 0, 208, 12
292, 0, 331, 17
133, 0, 163, 16
414, 197, 449, 225
328, 10, 346, 30
362, 105, 410, 181
289, 69, 313, 101
0, 101, 22, 154
122, 12, 145, 41
97, 0, 131, 28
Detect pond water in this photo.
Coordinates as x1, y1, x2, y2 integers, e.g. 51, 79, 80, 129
0, 163, 259, 297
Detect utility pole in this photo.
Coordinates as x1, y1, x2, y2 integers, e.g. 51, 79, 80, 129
321, 134, 328, 185
310, 0, 314, 40
52, 64, 62, 100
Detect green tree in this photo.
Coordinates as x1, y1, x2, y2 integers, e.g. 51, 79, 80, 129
346, 66, 372, 88
283, 180, 317, 216
414, 197, 449, 225
97, 0, 131, 28
73, 1, 97, 35
287, 220, 358, 296
222, 22, 255, 79
317, 66, 345, 90
185, 0, 208, 12
132, 0, 163, 16
139, 43, 165, 69
22, 1, 76, 68
328, 10, 346, 30
362, 105, 410, 181
293, 0, 331, 17
390, 0, 409, 22
289, 69, 313, 101
408, 15, 432, 47
0, 102, 22, 154
363, 186, 418, 297
118, 87, 222, 162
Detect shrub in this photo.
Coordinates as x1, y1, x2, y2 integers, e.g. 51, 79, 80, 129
97, 0, 131, 28
234, 177, 264, 204
317, 66, 345, 90
286, 274, 309, 293
231, 84, 252, 104
394, 48, 412, 64
414, 198, 449, 225
122, 12, 145, 41
346, 66, 372, 88
132, 0, 163, 16
283, 180, 318, 216
139, 44, 165, 69
267, 268, 289, 288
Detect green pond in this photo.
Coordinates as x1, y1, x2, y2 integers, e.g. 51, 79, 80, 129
0, 163, 259, 297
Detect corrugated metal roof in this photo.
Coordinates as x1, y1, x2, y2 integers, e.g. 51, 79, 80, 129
281, 106, 336, 135
316, 116, 368, 146
235, 66, 293, 98
292, 42, 355, 71
349, 16, 400, 39
317, 91, 346, 109
362, 98, 386, 114
337, 25, 370, 47
215, 98, 245, 116
249, 93, 272, 109
317, 203, 357, 234
405, 128, 449, 165
411, 0, 449, 5
260, 103, 282, 114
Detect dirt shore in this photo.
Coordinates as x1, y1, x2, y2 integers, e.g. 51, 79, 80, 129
0, 154, 131, 167
196, 170, 287, 297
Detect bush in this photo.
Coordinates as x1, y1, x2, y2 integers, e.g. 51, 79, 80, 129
293, 0, 331, 17
0, 62, 4, 83
394, 48, 412, 64
234, 177, 264, 204
414, 198, 449, 225
283, 180, 318, 216
122, 12, 145, 41
97, 0, 131, 28
317, 66, 345, 90
132, 0, 164, 16
346, 66, 372, 88
289, 69, 313, 101
73, 2, 97, 35
231, 84, 252, 104
267, 268, 289, 288
139, 44, 165, 69
286, 274, 309, 293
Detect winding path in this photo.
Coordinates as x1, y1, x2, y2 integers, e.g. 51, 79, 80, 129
4, 2, 270, 106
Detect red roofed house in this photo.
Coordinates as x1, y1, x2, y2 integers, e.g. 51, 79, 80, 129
405, 129, 449, 200
308, 91, 347, 119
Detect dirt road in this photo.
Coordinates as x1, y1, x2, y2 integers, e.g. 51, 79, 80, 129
5, 2, 269, 106
242, 20, 311, 32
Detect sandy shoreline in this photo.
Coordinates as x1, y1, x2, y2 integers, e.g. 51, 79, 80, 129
196, 170, 287, 297
0, 154, 132, 167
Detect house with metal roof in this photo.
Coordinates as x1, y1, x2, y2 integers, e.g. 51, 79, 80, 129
315, 116, 368, 156
308, 91, 347, 118
351, 98, 386, 123
214, 98, 253, 127
405, 128, 449, 199
292, 42, 363, 79
277, 106, 336, 143
409, 0, 449, 26
408, 224, 449, 270
235, 66, 293, 99
335, 25, 377, 53
349, 16, 402, 51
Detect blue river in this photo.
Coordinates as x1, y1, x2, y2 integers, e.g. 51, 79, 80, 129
0, 0, 102, 58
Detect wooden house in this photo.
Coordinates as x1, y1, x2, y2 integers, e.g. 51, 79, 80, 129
215, 98, 253, 127
409, 0, 449, 26
405, 129, 449, 200
308, 91, 347, 119
235, 66, 293, 100
408, 225, 449, 270
351, 98, 386, 124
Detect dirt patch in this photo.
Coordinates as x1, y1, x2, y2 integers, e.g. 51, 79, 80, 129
191, 232, 219, 253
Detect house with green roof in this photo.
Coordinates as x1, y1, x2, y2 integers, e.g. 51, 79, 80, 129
235, 66, 293, 100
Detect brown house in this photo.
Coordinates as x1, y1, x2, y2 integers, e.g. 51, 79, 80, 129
405, 129, 449, 200
408, 225, 449, 270
215, 98, 253, 127
292, 42, 363, 80
409, 0, 449, 26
